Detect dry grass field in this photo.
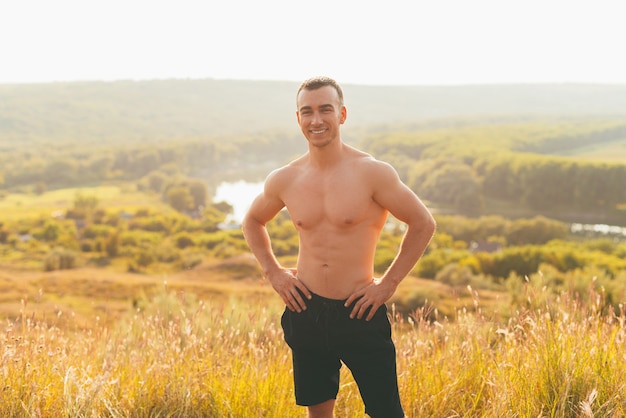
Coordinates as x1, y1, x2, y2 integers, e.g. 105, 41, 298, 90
1, 182, 625, 416
1, 259, 625, 417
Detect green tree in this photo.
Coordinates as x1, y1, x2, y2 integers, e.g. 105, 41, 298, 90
507, 216, 569, 246
0, 224, 12, 244
174, 232, 195, 249
187, 180, 208, 209
43, 248, 78, 271
104, 232, 120, 257
35, 220, 61, 242
475, 156, 517, 200
74, 192, 99, 212
87, 155, 114, 179
45, 159, 78, 186
520, 159, 574, 210
201, 204, 229, 231
166, 186, 194, 212
134, 150, 160, 176
420, 162, 483, 215
146, 171, 168, 193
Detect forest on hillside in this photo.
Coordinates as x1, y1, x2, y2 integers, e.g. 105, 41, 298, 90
2, 79, 626, 316
2, 113, 625, 225
2, 80, 626, 243
363, 119, 626, 223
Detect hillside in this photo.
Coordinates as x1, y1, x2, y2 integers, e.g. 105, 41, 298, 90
2, 79, 626, 143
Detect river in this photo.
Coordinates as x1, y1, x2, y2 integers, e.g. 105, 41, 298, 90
213, 180, 264, 223
570, 223, 626, 238
213, 181, 626, 238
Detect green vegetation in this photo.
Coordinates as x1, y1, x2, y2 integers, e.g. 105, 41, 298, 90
2, 186, 625, 321
4, 89, 626, 224
555, 136, 626, 162
365, 120, 626, 222
2, 79, 626, 416
3, 81, 626, 224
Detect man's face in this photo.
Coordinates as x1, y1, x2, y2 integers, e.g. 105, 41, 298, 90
296, 85, 346, 148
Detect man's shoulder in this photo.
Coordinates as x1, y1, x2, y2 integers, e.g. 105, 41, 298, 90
266, 157, 306, 186
346, 147, 395, 174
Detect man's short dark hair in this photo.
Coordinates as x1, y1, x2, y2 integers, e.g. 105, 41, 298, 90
297, 76, 344, 107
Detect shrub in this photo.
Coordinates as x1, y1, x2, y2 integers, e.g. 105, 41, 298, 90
414, 248, 470, 279
0, 227, 11, 244
154, 243, 181, 263
43, 248, 78, 271
82, 224, 115, 239
180, 251, 204, 269
128, 216, 170, 233
136, 250, 154, 267
436, 263, 473, 288
174, 233, 195, 249
104, 232, 120, 258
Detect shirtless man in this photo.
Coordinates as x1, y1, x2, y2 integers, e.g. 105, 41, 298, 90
242, 76, 436, 418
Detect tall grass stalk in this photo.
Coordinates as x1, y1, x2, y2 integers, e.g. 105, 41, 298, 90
396, 278, 626, 417
2, 278, 625, 417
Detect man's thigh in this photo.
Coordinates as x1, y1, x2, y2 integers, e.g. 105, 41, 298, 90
281, 307, 343, 406
338, 305, 404, 418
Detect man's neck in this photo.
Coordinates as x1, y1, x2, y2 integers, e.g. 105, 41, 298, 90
308, 140, 345, 169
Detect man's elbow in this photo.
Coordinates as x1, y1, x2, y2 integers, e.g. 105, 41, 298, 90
411, 211, 436, 238
241, 212, 264, 235
425, 215, 436, 237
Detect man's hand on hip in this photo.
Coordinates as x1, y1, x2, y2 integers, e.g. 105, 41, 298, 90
345, 279, 397, 321
268, 268, 311, 313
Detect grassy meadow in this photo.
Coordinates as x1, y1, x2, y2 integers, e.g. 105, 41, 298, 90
2, 108, 626, 415
1, 181, 626, 416
2, 270, 625, 417
553, 137, 626, 162
0, 186, 173, 222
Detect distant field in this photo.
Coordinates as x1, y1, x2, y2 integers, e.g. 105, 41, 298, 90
0, 254, 476, 329
554, 137, 626, 162
0, 185, 169, 221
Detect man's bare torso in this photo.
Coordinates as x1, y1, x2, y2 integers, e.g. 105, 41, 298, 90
274, 146, 389, 299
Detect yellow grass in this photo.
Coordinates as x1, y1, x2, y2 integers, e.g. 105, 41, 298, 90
1, 274, 625, 417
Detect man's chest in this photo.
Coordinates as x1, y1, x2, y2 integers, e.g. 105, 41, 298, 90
281, 174, 382, 230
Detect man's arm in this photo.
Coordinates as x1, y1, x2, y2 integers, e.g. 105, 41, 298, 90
346, 161, 436, 320
242, 174, 311, 312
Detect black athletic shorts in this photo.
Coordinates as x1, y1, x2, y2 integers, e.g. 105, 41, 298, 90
281, 291, 404, 418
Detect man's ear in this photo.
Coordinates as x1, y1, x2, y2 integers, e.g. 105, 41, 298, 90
340, 106, 347, 124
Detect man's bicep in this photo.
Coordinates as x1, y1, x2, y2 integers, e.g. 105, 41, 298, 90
385, 183, 430, 224
373, 165, 430, 224
245, 192, 285, 225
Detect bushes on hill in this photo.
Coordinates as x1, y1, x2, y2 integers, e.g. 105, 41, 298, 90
1, 198, 624, 292
43, 248, 78, 271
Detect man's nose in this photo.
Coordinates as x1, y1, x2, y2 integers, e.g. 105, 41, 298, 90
311, 112, 323, 124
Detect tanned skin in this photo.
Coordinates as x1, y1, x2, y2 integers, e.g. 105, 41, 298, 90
242, 82, 436, 418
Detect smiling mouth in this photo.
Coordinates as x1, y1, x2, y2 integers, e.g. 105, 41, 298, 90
311, 129, 326, 134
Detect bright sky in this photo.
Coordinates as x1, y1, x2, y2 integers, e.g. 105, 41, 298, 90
1, 0, 625, 86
